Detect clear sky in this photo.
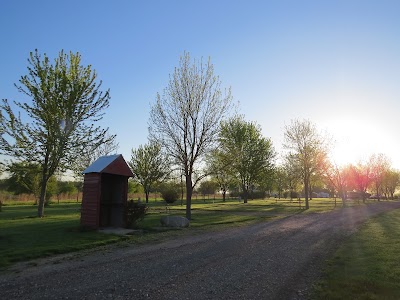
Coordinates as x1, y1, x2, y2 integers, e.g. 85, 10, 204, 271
1, 0, 400, 169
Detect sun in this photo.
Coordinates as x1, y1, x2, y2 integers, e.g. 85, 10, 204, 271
324, 117, 381, 167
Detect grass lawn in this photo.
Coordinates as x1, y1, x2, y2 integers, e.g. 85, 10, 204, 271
312, 208, 400, 299
0, 196, 385, 270
0, 204, 124, 269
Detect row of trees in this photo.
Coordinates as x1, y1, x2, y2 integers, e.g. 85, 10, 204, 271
1, 49, 399, 219
131, 53, 400, 218
324, 154, 400, 203
1, 162, 78, 203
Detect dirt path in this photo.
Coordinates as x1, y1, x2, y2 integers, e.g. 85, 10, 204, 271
2, 201, 400, 299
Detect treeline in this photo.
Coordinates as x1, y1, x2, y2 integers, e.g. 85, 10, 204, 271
1, 50, 399, 219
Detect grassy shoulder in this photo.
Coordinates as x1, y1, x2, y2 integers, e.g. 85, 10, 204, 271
0, 197, 386, 270
0, 204, 124, 269
312, 208, 400, 299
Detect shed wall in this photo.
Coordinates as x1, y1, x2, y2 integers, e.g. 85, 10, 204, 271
81, 173, 101, 228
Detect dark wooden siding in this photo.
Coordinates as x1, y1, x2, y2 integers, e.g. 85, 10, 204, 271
80, 155, 133, 229
81, 173, 101, 228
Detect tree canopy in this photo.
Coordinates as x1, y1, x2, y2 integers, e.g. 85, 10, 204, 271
283, 119, 329, 209
149, 51, 232, 219
0, 50, 112, 217
218, 116, 275, 203
129, 142, 169, 203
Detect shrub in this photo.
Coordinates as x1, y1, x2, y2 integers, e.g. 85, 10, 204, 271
126, 200, 148, 228
161, 187, 179, 204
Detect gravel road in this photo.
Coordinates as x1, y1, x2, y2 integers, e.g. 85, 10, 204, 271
2, 201, 400, 300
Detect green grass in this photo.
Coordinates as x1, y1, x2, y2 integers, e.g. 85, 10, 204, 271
0, 197, 388, 270
312, 208, 400, 300
0, 204, 124, 269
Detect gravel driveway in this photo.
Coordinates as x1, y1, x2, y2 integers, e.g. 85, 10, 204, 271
2, 201, 400, 299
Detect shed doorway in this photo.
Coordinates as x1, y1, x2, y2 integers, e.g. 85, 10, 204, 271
100, 174, 125, 228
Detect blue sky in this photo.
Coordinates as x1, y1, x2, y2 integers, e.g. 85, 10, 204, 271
1, 0, 400, 168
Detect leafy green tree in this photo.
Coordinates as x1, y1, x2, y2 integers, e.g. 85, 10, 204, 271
273, 166, 285, 199
56, 181, 77, 203
198, 180, 219, 197
283, 119, 329, 209
149, 52, 232, 219
6, 162, 41, 201
206, 149, 237, 201
45, 176, 58, 204
219, 116, 275, 203
258, 169, 275, 198
0, 50, 112, 217
281, 159, 302, 200
382, 169, 400, 200
128, 179, 144, 195
129, 142, 169, 203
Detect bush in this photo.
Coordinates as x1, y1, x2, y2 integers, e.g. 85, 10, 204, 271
126, 200, 148, 228
161, 187, 179, 204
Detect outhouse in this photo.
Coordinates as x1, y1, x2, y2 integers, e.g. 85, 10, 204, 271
80, 154, 134, 229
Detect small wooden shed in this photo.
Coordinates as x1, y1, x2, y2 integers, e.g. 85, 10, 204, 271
80, 154, 134, 229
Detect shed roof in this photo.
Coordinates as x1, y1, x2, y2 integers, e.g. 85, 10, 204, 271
83, 154, 134, 177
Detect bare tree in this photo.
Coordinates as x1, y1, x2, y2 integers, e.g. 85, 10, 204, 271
149, 52, 232, 219
349, 162, 372, 203
283, 119, 329, 209
369, 153, 391, 201
323, 163, 351, 206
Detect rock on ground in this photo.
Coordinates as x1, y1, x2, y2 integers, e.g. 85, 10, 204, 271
160, 216, 190, 228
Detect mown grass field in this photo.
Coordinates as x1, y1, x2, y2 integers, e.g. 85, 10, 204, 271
0, 204, 123, 269
0, 196, 388, 270
312, 207, 400, 299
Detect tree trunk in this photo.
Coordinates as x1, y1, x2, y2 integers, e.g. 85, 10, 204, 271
145, 190, 149, 203
304, 177, 310, 210
222, 190, 226, 202
185, 175, 192, 220
341, 190, 347, 207
243, 185, 248, 203
38, 177, 48, 217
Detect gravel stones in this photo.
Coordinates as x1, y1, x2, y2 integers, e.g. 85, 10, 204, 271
1, 202, 400, 299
